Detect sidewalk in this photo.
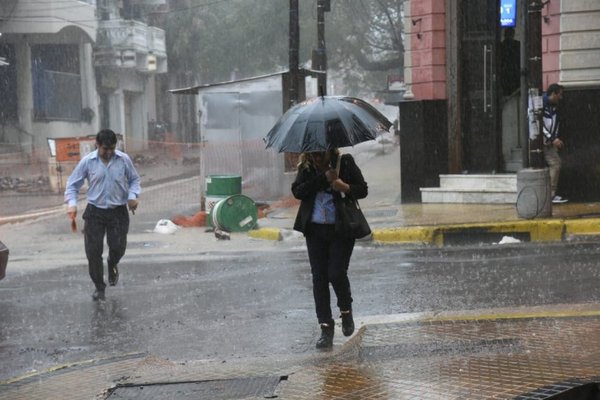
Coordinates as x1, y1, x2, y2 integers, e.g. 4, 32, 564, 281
4, 303, 600, 399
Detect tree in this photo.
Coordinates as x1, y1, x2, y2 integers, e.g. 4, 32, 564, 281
166, 0, 315, 83
164, 0, 404, 95
327, 0, 405, 96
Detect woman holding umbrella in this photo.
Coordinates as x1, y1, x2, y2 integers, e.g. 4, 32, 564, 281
291, 148, 368, 349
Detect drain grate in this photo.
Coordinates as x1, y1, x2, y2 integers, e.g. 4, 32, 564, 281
106, 375, 285, 399
515, 378, 600, 399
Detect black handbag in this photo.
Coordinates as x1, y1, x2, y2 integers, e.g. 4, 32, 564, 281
335, 155, 371, 239
337, 195, 371, 239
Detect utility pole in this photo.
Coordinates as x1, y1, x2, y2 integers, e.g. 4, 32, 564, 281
516, 0, 551, 219
527, 0, 545, 168
313, 0, 330, 95
288, 0, 300, 109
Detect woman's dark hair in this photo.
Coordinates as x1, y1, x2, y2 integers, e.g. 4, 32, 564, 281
298, 149, 339, 170
96, 129, 118, 147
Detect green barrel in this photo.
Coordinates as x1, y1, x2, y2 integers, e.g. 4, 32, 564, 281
205, 175, 242, 196
205, 175, 242, 228
211, 195, 258, 232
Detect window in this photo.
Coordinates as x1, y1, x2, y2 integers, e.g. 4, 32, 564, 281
31, 44, 82, 121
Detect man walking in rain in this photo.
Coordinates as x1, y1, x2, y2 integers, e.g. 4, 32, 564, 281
64, 129, 141, 301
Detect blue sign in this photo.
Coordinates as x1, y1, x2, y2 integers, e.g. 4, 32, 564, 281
500, 0, 517, 27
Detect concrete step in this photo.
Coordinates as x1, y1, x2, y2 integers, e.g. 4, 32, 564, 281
420, 188, 517, 204
421, 174, 517, 204
439, 174, 517, 190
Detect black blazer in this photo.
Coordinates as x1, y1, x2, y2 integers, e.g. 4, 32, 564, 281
291, 153, 368, 235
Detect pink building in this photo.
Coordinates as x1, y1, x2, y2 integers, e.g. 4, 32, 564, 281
399, 0, 600, 202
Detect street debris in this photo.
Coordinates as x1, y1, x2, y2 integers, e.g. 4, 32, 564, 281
153, 219, 180, 234
495, 236, 521, 245
214, 229, 231, 240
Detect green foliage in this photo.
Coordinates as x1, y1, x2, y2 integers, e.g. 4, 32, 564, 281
327, 0, 405, 96
165, 0, 404, 95
166, 0, 316, 82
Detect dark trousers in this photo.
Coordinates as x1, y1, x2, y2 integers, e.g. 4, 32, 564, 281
305, 223, 355, 324
83, 204, 129, 291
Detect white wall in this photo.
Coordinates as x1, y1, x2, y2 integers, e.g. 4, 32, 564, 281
560, 1, 600, 86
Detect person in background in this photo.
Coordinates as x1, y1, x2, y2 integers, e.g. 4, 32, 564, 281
499, 27, 521, 97
542, 83, 568, 204
64, 129, 141, 301
291, 149, 368, 349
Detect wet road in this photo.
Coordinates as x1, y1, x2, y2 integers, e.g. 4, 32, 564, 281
2, 240, 600, 382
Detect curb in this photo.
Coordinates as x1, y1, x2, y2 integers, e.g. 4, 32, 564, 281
249, 217, 600, 245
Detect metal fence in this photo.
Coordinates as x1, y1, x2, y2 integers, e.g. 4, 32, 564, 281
0, 136, 292, 218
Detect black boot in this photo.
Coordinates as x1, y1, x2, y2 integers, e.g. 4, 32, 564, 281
341, 310, 354, 337
316, 321, 335, 349
92, 289, 105, 301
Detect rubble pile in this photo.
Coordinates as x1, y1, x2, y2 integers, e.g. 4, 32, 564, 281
132, 154, 159, 166
0, 176, 50, 193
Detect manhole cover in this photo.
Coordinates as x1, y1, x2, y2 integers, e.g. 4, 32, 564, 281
106, 375, 284, 399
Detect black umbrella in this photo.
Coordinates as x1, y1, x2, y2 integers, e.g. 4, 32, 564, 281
264, 96, 392, 153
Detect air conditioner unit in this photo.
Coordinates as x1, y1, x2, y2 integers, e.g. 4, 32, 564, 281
147, 54, 157, 71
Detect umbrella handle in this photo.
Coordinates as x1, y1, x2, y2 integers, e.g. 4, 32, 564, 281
335, 155, 347, 199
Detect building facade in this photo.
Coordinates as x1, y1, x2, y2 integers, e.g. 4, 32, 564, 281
94, 0, 168, 152
0, 0, 99, 156
0, 0, 168, 158
400, 0, 600, 202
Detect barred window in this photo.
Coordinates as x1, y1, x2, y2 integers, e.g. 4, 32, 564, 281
31, 45, 82, 121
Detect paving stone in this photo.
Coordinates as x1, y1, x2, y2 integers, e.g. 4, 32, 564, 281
5, 316, 600, 399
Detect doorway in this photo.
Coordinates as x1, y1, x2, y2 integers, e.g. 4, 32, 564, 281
459, 0, 501, 173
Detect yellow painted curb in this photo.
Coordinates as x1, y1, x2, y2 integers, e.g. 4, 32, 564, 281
564, 218, 600, 235
372, 227, 435, 244
248, 219, 586, 245
372, 220, 566, 245
248, 227, 281, 241
437, 219, 564, 242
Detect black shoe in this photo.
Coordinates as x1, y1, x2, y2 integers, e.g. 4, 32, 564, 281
341, 310, 355, 337
316, 321, 334, 349
108, 265, 119, 286
92, 289, 105, 301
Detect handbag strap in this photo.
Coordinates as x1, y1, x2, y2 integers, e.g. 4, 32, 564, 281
335, 152, 342, 175
334, 153, 349, 200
